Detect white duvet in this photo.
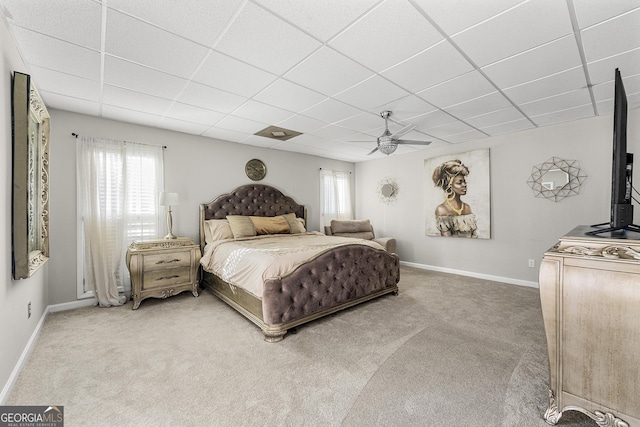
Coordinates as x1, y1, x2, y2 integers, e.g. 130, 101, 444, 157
200, 232, 384, 297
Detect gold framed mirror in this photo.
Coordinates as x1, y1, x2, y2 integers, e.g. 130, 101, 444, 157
12, 72, 50, 279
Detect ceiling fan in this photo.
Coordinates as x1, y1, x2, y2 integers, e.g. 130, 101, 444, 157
364, 111, 432, 155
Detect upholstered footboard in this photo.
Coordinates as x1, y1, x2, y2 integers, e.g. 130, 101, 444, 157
203, 244, 399, 342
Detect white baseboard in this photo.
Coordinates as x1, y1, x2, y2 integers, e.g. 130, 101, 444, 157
48, 297, 97, 313
0, 307, 49, 404
0, 297, 97, 404
400, 261, 539, 288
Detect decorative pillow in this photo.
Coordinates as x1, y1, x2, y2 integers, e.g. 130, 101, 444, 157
250, 215, 290, 235
204, 219, 234, 243
331, 219, 371, 234
226, 215, 257, 238
283, 213, 306, 234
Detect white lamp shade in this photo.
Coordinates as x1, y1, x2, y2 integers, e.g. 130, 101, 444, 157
159, 192, 179, 206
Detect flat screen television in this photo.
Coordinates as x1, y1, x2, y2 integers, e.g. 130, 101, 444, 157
587, 68, 640, 235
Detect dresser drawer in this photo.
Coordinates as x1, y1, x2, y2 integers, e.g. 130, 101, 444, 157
143, 250, 191, 270
144, 267, 191, 289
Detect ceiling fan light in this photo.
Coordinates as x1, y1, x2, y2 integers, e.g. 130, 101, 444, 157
378, 141, 397, 155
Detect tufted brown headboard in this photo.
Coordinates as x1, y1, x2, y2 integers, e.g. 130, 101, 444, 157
199, 184, 307, 249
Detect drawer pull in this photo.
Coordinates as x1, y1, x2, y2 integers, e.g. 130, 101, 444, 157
156, 259, 181, 264
156, 275, 180, 281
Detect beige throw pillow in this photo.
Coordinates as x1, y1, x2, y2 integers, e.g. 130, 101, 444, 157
250, 215, 290, 235
283, 213, 306, 234
226, 215, 257, 238
204, 219, 234, 243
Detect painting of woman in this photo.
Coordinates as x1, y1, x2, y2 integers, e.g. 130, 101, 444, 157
432, 159, 478, 238
424, 149, 490, 239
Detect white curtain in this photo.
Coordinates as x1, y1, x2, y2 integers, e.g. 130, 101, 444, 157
77, 136, 164, 307
320, 169, 353, 230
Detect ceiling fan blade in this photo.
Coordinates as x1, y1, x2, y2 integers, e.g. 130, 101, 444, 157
367, 146, 379, 155
391, 124, 416, 138
396, 139, 432, 145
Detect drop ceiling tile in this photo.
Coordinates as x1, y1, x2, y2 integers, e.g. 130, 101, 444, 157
519, 88, 593, 117
573, 0, 640, 28
158, 117, 210, 136
255, 0, 379, 42
597, 91, 640, 115
192, 51, 277, 98
334, 112, 382, 133
104, 56, 188, 100
216, 115, 270, 134
239, 134, 282, 148
102, 85, 173, 116
232, 100, 295, 124
588, 48, 640, 86
482, 35, 582, 89
214, 2, 321, 75
444, 91, 512, 120
108, 0, 244, 46
284, 47, 373, 96
105, 9, 209, 78
164, 102, 226, 126
424, 120, 476, 139
481, 118, 535, 136
530, 104, 595, 126
381, 40, 474, 93
275, 114, 326, 133
414, 0, 524, 36
582, 9, 640, 63
417, 71, 495, 108
465, 106, 526, 129
376, 95, 438, 122
39, 91, 100, 117
299, 98, 362, 124
1, 0, 102, 49
452, 0, 573, 67
9, 27, 101, 80
503, 67, 587, 105
309, 125, 359, 140
29, 65, 100, 103
334, 75, 409, 111
254, 79, 327, 113
202, 127, 251, 143
329, 0, 442, 72
178, 82, 246, 113
411, 109, 459, 130
272, 141, 332, 158
101, 104, 162, 128
446, 129, 488, 143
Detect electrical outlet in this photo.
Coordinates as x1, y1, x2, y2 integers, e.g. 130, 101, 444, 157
28, 301, 31, 318
528, 259, 535, 268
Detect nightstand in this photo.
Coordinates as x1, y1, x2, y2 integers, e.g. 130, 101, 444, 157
126, 238, 201, 309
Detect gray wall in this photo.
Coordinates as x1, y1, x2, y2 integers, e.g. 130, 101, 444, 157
356, 109, 640, 285
1, 17, 49, 400
48, 110, 355, 305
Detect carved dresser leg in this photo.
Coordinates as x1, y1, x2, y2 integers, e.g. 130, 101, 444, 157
544, 390, 562, 425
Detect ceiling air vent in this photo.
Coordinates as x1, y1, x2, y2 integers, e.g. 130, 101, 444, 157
254, 125, 302, 141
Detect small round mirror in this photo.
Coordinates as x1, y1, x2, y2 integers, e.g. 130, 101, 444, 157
541, 169, 569, 190
381, 183, 395, 197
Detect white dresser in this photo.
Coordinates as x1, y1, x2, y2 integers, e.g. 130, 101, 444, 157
539, 225, 640, 426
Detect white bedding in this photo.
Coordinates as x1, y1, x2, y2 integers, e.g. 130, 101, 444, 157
200, 232, 384, 297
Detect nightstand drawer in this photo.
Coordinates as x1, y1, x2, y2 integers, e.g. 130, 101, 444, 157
144, 267, 191, 289
143, 251, 191, 269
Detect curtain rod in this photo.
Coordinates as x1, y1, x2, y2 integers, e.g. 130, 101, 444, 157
72, 132, 166, 149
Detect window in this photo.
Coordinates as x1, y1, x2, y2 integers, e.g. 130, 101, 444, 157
76, 136, 164, 302
319, 169, 353, 229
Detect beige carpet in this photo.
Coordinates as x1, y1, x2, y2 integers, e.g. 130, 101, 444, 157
6, 266, 597, 426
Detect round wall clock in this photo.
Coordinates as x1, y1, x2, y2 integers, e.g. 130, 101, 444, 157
245, 158, 267, 181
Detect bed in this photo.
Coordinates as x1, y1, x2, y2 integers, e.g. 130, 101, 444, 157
199, 184, 400, 342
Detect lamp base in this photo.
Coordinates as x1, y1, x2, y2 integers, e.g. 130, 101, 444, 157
163, 232, 177, 240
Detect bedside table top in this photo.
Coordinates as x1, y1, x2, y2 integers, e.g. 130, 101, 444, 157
128, 238, 197, 251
